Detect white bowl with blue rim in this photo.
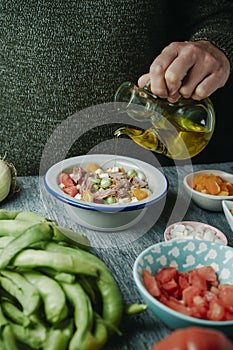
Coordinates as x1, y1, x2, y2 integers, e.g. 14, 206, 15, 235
44, 154, 168, 231
133, 239, 233, 337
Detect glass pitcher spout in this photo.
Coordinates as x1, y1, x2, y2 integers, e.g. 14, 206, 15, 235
114, 126, 167, 155
114, 81, 216, 160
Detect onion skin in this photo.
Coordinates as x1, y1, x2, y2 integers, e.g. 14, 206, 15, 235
0, 158, 18, 203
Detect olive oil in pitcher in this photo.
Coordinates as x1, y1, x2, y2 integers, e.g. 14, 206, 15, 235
114, 82, 215, 160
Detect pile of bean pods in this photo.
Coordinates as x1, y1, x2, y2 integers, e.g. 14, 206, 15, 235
0, 209, 144, 350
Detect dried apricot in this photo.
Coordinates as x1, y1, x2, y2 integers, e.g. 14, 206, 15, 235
205, 178, 220, 195
132, 188, 148, 200
191, 173, 233, 196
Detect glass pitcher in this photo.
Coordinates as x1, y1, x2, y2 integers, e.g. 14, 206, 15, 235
114, 81, 215, 160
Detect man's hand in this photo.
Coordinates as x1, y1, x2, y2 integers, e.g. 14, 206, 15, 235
138, 40, 230, 102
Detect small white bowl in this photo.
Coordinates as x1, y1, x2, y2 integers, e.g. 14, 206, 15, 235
44, 154, 168, 231
222, 200, 233, 232
164, 221, 228, 245
183, 169, 233, 212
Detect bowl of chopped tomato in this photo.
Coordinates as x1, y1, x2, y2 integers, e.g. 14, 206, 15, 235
44, 154, 168, 231
133, 239, 233, 337
183, 169, 233, 211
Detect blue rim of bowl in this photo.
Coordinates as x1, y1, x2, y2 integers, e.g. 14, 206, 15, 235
43, 155, 169, 213
133, 240, 233, 327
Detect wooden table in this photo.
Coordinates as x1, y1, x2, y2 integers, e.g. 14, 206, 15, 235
2, 161, 233, 350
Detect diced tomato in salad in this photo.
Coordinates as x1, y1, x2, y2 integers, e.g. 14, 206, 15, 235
58, 173, 75, 188
63, 186, 78, 197
142, 265, 233, 321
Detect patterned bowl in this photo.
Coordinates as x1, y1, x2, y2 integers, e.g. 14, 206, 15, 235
133, 239, 233, 337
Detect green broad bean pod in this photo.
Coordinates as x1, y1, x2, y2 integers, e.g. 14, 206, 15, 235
0, 210, 51, 237
23, 271, 68, 324
0, 236, 15, 249
39, 267, 76, 284
62, 282, 108, 350
0, 304, 18, 350
124, 303, 148, 315
0, 222, 54, 269
12, 248, 98, 277
1, 324, 18, 350
0, 209, 146, 349
0, 209, 21, 220
0, 220, 42, 237
1, 301, 30, 327
43, 326, 73, 350
0, 270, 40, 316
14, 211, 50, 223
44, 243, 124, 330
9, 320, 47, 349
53, 226, 90, 251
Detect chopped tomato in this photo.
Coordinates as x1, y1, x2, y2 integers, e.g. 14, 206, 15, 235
188, 269, 207, 291
143, 265, 233, 322
210, 285, 220, 295
178, 272, 189, 291
191, 295, 208, 318
63, 186, 78, 197
142, 270, 161, 297
218, 285, 233, 311
195, 266, 218, 286
207, 298, 225, 321
155, 267, 178, 285
225, 309, 233, 321
150, 327, 233, 350
159, 288, 171, 301
58, 173, 75, 187
204, 290, 218, 303
162, 296, 191, 316
161, 278, 178, 292
182, 286, 200, 307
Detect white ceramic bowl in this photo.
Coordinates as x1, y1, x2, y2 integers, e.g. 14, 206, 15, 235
164, 221, 228, 245
222, 200, 233, 232
133, 239, 233, 337
44, 154, 168, 231
183, 169, 233, 212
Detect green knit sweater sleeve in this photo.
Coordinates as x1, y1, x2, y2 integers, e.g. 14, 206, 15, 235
182, 0, 233, 71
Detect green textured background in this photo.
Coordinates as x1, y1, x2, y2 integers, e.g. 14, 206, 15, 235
1, 1, 233, 175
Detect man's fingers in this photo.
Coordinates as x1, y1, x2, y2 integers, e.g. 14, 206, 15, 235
138, 40, 230, 101
138, 73, 150, 88
191, 73, 224, 100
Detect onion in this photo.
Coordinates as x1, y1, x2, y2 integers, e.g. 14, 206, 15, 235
0, 155, 18, 202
